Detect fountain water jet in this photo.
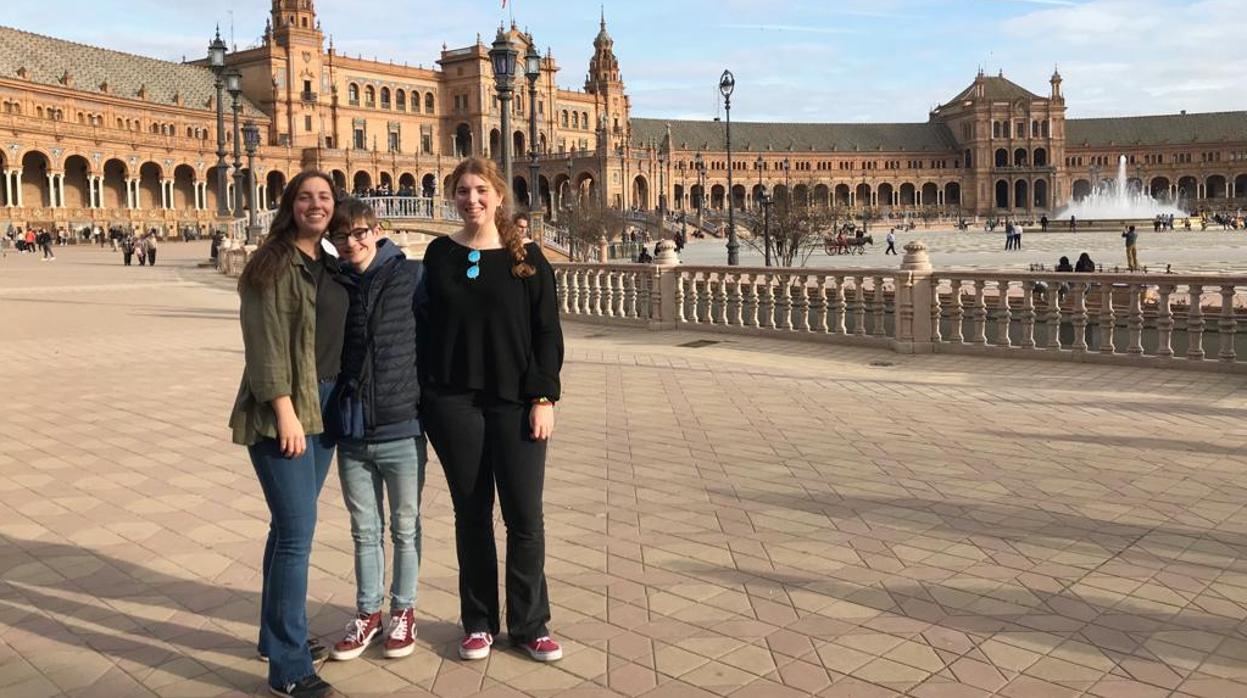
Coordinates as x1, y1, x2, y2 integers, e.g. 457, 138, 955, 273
1057, 155, 1187, 220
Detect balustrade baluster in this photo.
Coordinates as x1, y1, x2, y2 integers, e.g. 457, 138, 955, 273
777, 275, 794, 331
602, 272, 616, 318
759, 274, 777, 329
589, 270, 603, 316
557, 269, 569, 314
1046, 281, 1062, 349
673, 273, 686, 323
829, 276, 847, 334
971, 280, 988, 344
1072, 282, 1089, 352
706, 275, 720, 325
1127, 283, 1145, 355
1187, 284, 1206, 359
615, 272, 627, 317
688, 273, 702, 324
567, 270, 581, 315
1218, 284, 1237, 362
949, 280, 965, 344
623, 272, 637, 318
1098, 283, 1115, 353
742, 275, 759, 328
1156, 284, 1174, 357
930, 277, 943, 344
871, 276, 886, 336
996, 279, 1013, 347
811, 275, 829, 333
1020, 280, 1036, 349
646, 269, 659, 321
794, 275, 811, 332
715, 274, 730, 325
853, 276, 868, 336
727, 274, 743, 326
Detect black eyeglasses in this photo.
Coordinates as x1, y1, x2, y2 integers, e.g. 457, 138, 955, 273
466, 249, 481, 280
328, 227, 371, 245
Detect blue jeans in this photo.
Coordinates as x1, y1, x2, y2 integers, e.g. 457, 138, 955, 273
249, 380, 336, 688
338, 436, 427, 613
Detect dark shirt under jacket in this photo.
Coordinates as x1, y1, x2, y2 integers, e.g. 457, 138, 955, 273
422, 236, 563, 403
298, 248, 349, 381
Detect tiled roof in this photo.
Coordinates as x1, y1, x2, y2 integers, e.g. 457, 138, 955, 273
631, 118, 958, 154
1067, 111, 1247, 147
0, 25, 263, 115
945, 75, 1044, 104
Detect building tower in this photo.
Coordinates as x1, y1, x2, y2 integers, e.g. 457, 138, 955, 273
258, 0, 328, 148
584, 10, 629, 148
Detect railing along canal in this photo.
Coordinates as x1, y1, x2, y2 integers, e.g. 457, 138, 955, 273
552, 241, 1247, 372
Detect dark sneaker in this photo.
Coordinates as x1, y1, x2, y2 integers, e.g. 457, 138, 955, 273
458, 631, 493, 660
268, 674, 335, 698
521, 636, 563, 662
383, 608, 416, 658
259, 639, 329, 664
329, 612, 382, 661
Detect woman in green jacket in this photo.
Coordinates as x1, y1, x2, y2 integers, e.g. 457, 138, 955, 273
228, 170, 347, 698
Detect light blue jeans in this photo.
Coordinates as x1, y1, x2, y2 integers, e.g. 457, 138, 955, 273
337, 436, 427, 613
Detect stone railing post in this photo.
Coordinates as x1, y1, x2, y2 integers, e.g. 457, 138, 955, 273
648, 239, 680, 330
892, 241, 934, 354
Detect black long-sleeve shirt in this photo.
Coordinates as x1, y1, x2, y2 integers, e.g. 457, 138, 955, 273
421, 236, 563, 402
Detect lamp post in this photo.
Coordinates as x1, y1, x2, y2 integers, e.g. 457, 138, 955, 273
489, 30, 518, 201
226, 68, 244, 218
760, 192, 773, 267
755, 154, 764, 210
693, 152, 705, 233
208, 29, 229, 218
242, 121, 262, 244
524, 38, 541, 220
657, 141, 667, 240
720, 69, 738, 265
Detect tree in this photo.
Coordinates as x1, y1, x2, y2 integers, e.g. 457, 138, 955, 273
557, 197, 627, 262
745, 202, 836, 267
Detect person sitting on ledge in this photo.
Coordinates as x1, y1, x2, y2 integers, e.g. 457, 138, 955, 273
1074, 252, 1096, 273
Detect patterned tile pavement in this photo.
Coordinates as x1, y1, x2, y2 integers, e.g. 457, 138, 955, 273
2, 243, 1247, 697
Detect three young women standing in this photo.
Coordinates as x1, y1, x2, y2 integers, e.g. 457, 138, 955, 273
421, 157, 565, 662
230, 171, 345, 698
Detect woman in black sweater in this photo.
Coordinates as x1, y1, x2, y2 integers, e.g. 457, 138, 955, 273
421, 157, 564, 663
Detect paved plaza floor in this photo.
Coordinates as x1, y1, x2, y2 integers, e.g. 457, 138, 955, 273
680, 228, 1247, 274
3, 242, 1247, 697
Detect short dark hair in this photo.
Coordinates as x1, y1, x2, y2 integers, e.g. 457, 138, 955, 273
513, 210, 531, 225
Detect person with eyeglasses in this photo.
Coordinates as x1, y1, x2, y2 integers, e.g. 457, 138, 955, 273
228, 170, 346, 698
420, 156, 565, 663
321, 198, 429, 663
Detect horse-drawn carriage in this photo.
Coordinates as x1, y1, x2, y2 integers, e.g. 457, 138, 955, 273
825, 232, 874, 255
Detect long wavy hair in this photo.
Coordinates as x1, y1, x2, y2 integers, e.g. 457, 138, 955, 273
449, 157, 534, 278
237, 170, 336, 291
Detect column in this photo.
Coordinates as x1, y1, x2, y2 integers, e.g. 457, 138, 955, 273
47, 173, 56, 208
2, 169, 10, 207
160, 180, 169, 209
14, 170, 24, 208
92, 176, 102, 208
227, 182, 235, 214
131, 179, 141, 210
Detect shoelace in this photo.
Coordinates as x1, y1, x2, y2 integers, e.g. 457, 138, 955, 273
465, 631, 492, 645
345, 616, 372, 643
389, 614, 410, 640
531, 636, 554, 648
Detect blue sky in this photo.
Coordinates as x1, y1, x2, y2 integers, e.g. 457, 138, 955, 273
3, 0, 1242, 122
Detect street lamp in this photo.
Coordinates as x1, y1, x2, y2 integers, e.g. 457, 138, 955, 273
489, 30, 518, 201
760, 192, 773, 267
524, 38, 541, 221
657, 141, 667, 239
242, 121, 262, 244
755, 155, 764, 210
226, 68, 244, 217
720, 69, 738, 265
693, 152, 705, 233
208, 29, 229, 218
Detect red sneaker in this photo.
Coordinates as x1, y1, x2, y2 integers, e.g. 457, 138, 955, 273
383, 608, 416, 658
458, 632, 493, 660
522, 636, 563, 662
330, 612, 382, 661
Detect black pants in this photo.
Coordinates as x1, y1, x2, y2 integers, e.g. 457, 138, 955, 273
422, 386, 550, 643
885, 242, 896, 255
148, 249, 157, 266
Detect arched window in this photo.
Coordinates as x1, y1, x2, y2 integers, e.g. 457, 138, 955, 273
380, 87, 391, 109
424, 92, 434, 113
348, 83, 360, 106
410, 91, 420, 112
395, 89, 406, 112
993, 121, 1001, 138
561, 110, 569, 127
572, 111, 579, 128
364, 86, 376, 108
1042, 120, 1050, 137
582, 112, 590, 129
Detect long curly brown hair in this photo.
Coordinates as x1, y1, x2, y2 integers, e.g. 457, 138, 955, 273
237, 170, 336, 292
449, 157, 534, 278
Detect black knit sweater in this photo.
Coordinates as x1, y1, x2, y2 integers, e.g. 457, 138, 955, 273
421, 236, 563, 402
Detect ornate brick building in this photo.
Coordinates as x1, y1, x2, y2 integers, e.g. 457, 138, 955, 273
1, 1, 1245, 235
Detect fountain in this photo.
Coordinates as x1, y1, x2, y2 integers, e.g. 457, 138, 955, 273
1056, 155, 1186, 222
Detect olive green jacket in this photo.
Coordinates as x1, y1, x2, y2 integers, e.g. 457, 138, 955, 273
228, 250, 323, 446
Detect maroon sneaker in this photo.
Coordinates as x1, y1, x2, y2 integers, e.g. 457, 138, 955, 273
383, 608, 416, 658
329, 611, 382, 661
458, 631, 493, 660
521, 636, 563, 662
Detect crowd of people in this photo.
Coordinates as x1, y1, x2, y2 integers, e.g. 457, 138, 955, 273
229, 157, 564, 698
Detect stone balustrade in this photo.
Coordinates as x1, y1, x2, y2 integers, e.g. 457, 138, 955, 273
553, 240, 1247, 373
356, 197, 461, 222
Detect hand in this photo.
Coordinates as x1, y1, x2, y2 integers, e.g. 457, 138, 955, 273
529, 403, 555, 441
274, 404, 307, 458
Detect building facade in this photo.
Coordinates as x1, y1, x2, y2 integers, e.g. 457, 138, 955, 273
1, 0, 1245, 235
